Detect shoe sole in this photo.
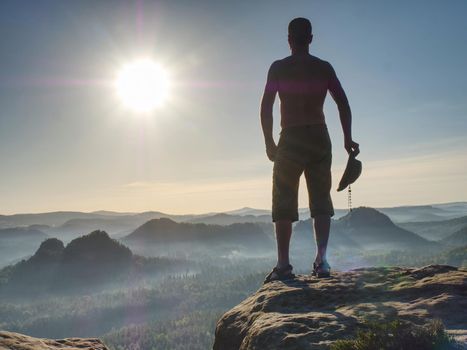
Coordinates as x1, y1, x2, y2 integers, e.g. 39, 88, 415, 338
263, 272, 296, 284
263, 275, 295, 284
316, 272, 331, 278
312, 271, 331, 278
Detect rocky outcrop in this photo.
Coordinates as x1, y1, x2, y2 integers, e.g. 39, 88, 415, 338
0, 331, 109, 349
213, 264, 467, 350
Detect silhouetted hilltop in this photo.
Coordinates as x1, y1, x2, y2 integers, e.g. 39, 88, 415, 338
338, 207, 393, 227
123, 218, 273, 249
129, 217, 179, 236
332, 207, 439, 251
62, 230, 132, 265
293, 207, 437, 252
2, 238, 65, 294
29, 238, 64, 263
214, 265, 467, 349
53, 231, 133, 289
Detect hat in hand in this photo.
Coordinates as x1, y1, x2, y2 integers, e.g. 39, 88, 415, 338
337, 151, 362, 192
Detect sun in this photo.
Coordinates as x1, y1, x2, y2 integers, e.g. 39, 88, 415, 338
115, 59, 170, 112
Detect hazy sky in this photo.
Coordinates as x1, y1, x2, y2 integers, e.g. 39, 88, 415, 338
1, 0, 466, 215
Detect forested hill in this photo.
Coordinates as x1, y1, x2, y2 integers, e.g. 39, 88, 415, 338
123, 218, 273, 247
0, 230, 190, 297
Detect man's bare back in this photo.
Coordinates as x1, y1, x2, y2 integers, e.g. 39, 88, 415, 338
266, 54, 350, 129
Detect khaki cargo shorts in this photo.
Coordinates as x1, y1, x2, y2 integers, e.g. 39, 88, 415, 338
272, 124, 334, 222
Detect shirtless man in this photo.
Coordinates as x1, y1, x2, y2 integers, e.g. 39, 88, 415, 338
261, 17, 359, 282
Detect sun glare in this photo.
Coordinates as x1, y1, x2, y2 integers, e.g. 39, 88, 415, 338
115, 59, 170, 112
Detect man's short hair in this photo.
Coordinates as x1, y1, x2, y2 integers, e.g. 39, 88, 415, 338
288, 17, 312, 45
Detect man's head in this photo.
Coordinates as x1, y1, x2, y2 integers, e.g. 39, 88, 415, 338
288, 17, 313, 48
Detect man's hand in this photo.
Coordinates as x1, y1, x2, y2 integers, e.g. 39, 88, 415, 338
266, 142, 277, 162
345, 138, 360, 156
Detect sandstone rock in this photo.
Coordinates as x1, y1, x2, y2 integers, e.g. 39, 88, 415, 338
0, 330, 109, 350
213, 264, 467, 350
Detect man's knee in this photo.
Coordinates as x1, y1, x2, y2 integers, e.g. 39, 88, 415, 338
272, 210, 299, 223
309, 198, 334, 218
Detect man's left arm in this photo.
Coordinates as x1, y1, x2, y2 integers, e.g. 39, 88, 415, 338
327, 62, 360, 155
260, 62, 278, 161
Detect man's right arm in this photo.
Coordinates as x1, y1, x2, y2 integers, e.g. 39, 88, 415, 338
327, 63, 360, 155
260, 62, 279, 161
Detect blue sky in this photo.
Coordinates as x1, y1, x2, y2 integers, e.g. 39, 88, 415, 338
0, 0, 466, 214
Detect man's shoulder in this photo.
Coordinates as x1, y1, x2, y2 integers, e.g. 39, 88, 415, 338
310, 55, 333, 69
269, 58, 285, 70
272, 55, 333, 68
268, 55, 335, 80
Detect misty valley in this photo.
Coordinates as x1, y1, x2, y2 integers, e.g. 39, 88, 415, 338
1, 203, 466, 349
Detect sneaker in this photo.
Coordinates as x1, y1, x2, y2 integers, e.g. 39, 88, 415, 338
312, 260, 331, 278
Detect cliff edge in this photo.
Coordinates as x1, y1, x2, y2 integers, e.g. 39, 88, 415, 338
213, 264, 467, 350
0, 331, 109, 350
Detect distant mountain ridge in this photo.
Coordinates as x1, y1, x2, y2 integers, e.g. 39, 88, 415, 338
186, 213, 271, 225
0, 211, 197, 230
1, 204, 464, 266
0, 227, 47, 239
224, 207, 271, 216
1, 201, 465, 229
400, 215, 467, 241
